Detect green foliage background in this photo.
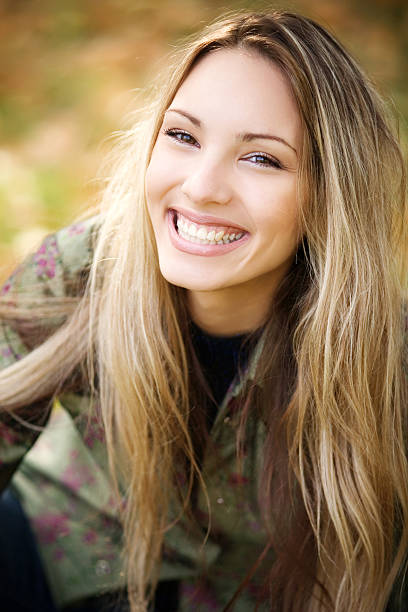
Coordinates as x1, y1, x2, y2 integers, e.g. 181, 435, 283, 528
1, 0, 407, 279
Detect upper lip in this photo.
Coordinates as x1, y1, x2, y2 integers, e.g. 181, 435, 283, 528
170, 206, 248, 232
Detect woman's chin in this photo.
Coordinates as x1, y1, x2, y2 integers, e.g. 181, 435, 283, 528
162, 274, 223, 293
158, 262, 224, 293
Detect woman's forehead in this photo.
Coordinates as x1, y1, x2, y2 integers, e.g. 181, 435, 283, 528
170, 48, 302, 149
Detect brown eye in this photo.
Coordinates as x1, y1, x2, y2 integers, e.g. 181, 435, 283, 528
164, 128, 199, 147
242, 153, 283, 169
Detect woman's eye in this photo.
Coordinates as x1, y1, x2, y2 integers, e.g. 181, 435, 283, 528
243, 153, 283, 169
164, 128, 199, 147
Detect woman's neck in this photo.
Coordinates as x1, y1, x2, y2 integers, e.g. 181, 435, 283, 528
187, 276, 278, 336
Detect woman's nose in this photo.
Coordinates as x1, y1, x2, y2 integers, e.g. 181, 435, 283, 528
180, 156, 232, 206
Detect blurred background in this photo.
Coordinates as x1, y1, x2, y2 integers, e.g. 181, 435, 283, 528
1, 0, 407, 280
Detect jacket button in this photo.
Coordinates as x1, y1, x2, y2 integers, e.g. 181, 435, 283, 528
95, 559, 111, 576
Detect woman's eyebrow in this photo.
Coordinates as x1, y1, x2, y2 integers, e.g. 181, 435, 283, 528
165, 108, 201, 127
238, 132, 297, 156
165, 107, 297, 155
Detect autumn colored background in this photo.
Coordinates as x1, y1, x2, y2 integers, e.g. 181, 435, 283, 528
1, 0, 407, 281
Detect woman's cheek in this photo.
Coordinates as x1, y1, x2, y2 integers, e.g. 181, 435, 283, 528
147, 148, 179, 201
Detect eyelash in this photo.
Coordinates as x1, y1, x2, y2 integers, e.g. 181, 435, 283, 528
244, 153, 283, 170
163, 128, 283, 170
164, 128, 198, 146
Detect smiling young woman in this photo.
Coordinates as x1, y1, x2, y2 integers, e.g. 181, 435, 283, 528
0, 10, 407, 612
146, 49, 302, 335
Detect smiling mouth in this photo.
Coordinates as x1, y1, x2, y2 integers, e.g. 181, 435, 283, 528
171, 209, 247, 245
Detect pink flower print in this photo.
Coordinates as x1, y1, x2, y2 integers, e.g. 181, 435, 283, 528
1, 346, 23, 362
107, 495, 116, 508
228, 472, 249, 486
84, 416, 105, 448
61, 461, 96, 493
67, 223, 85, 236
0, 423, 18, 444
181, 582, 219, 610
33, 237, 58, 279
102, 515, 117, 530
0, 282, 11, 295
53, 547, 65, 561
35, 256, 56, 279
33, 512, 70, 545
104, 495, 122, 516
248, 520, 262, 532
82, 529, 97, 545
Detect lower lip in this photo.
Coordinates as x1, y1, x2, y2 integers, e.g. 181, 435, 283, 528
167, 211, 249, 257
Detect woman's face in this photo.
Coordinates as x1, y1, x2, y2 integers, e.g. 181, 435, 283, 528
146, 48, 302, 297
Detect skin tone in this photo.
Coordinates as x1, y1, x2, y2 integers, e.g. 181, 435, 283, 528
146, 48, 303, 336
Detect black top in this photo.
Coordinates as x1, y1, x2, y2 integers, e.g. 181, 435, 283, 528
190, 321, 251, 425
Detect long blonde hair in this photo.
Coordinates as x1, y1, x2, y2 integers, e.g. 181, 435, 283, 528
0, 10, 407, 612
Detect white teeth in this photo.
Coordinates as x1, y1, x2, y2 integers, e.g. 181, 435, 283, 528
175, 213, 245, 245
188, 224, 197, 237
196, 227, 207, 240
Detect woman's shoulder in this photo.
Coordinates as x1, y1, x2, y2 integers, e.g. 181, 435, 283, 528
0, 216, 101, 369
29, 215, 100, 292
1, 215, 100, 301
51, 215, 100, 282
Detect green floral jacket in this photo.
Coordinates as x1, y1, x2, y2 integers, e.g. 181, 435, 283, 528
0, 218, 273, 611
